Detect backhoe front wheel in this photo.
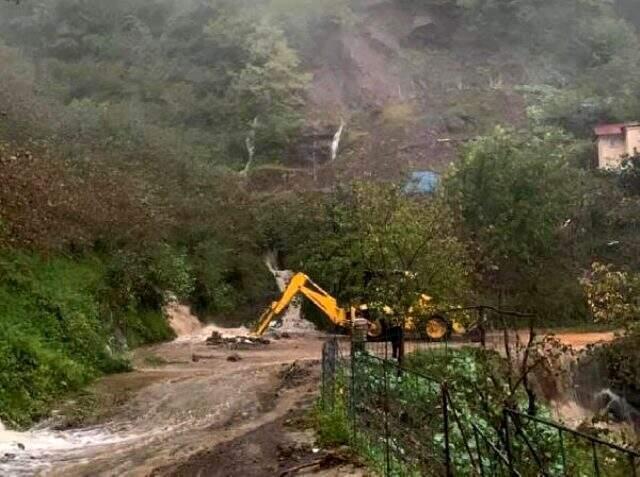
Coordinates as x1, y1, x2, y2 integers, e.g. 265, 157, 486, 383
425, 315, 451, 342
367, 318, 383, 339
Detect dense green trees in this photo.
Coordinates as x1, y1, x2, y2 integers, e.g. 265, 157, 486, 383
441, 125, 640, 320
518, 7, 640, 136
0, 0, 310, 168
440, 122, 640, 322
443, 127, 584, 314
2, 0, 640, 428
445, 127, 588, 267
260, 184, 470, 320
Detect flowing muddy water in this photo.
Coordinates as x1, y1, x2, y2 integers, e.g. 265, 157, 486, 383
0, 307, 325, 477
0, 289, 625, 476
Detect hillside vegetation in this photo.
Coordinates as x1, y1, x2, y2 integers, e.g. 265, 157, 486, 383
1, 0, 640, 427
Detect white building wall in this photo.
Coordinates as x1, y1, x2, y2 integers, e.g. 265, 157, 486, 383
625, 126, 640, 157
597, 134, 626, 169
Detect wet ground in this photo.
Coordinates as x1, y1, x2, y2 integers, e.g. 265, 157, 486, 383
0, 322, 618, 477
152, 401, 364, 477
0, 325, 365, 477
365, 329, 618, 358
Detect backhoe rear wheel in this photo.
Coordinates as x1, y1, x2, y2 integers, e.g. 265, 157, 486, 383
367, 318, 383, 339
425, 315, 451, 341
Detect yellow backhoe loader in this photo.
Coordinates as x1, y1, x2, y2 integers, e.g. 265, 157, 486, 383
253, 272, 462, 343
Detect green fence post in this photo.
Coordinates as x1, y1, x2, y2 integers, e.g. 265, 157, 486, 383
503, 409, 516, 477
558, 428, 567, 477
443, 382, 453, 477
592, 442, 600, 477
351, 348, 357, 446
473, 425, 485, 477
383, 358, 391, 477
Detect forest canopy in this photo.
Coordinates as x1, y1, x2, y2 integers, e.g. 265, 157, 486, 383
1, 0, 640, 426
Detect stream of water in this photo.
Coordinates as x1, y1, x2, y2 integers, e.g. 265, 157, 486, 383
0, 308, 257, 476
0, 266, 321, 476
330, 119, 345, 162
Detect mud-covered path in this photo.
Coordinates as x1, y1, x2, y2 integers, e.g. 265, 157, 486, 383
0, 318, 617, 477
0, 327, 339, 477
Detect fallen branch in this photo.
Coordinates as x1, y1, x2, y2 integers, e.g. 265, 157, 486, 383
279, 458, 324, 476
191, 353, 221, 362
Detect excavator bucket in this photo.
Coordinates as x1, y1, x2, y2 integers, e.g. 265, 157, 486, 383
254, 302, 278, 336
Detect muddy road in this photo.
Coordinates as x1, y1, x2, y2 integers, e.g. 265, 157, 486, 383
0, 325, 362, 477
0, 318, 617, 477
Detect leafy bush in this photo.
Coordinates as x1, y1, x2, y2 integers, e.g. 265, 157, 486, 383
119, 309, 175, 348
581, 262, 640, 327
620, 155, 640, 195
0, 248, 193, 427
0, 251, 130, 427
578, 332, 640, 410
188, 239, 245, 315
0, 326, 93, 428
105, 243, 195, 310
314, 399, 351, 447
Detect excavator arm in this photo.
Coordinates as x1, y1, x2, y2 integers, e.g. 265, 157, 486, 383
254, 272, 349, 336
254, 270, 459, 343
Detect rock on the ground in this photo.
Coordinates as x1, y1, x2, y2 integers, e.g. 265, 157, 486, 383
206, 331, 270, 349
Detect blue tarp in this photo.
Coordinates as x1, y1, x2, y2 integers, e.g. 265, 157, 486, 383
404, 170, 440, 194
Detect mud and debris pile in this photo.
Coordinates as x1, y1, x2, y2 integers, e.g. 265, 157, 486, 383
205, 331, 270, 349
278, 361, 314, 389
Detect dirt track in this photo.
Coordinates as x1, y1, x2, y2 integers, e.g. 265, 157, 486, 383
0, 328, 365, 477
541, 330, 617, 349
0, 324, 618, 477
392, 329, 618, 358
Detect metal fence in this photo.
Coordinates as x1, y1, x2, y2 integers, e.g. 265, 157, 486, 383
321, 337, 640, 477
503, 409, 640, 477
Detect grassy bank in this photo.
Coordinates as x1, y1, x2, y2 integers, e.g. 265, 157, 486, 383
0, 250, 175, 428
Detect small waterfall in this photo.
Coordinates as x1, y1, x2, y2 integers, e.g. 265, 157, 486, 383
556, 351, 640, 431
329, 118, 345, 162
165, 301, 201, 338
594, 388, 640, 425
241, 116, 258, 175
263, 254, 315, 333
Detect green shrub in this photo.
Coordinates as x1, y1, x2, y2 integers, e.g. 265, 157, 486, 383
0, 250, 171, 427
314, 399, 351, 447
120, 308, 175, 348
0, 326, 93, 427
0, 251, 123, 426
105, 243, 195, 310
189, 238, 275, 318
189, 239, 241, 314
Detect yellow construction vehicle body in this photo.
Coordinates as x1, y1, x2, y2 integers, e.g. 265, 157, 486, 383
253, 271, 467, 341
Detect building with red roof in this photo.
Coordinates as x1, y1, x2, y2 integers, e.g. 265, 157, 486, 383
594, 122, 640, 169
